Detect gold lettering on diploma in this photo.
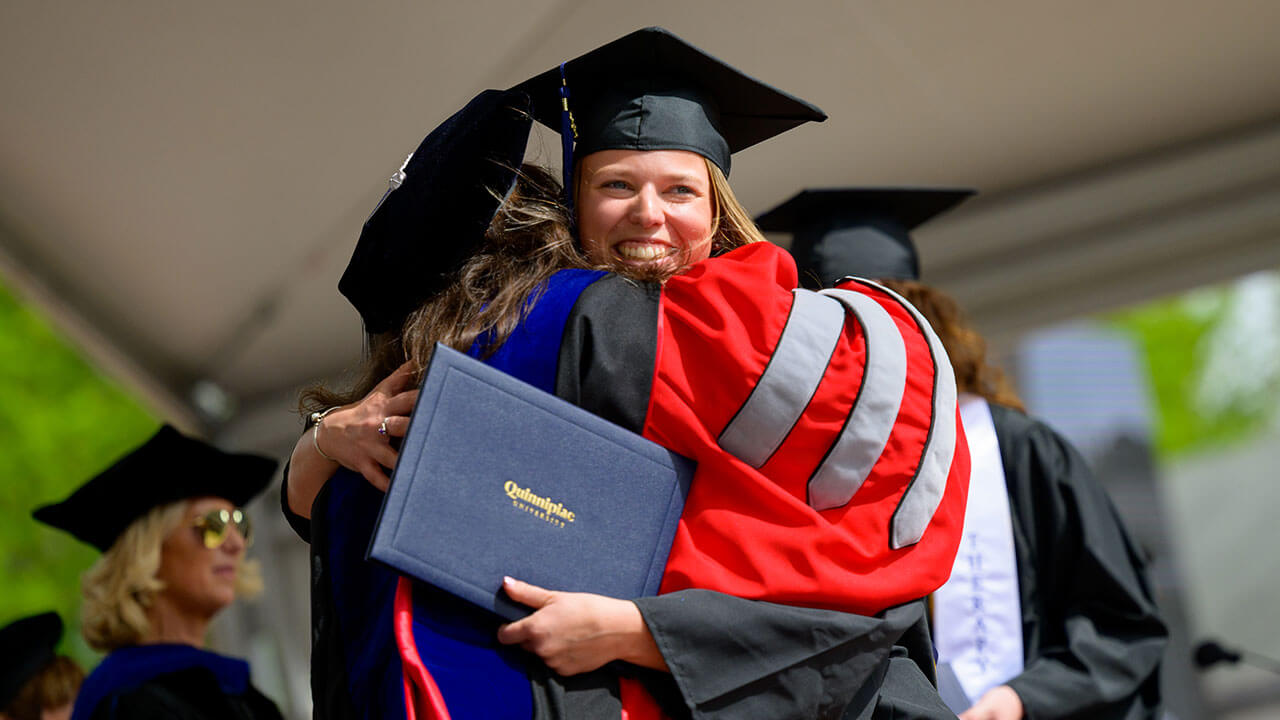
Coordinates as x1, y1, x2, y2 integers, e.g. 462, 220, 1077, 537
504, 480, 576, 528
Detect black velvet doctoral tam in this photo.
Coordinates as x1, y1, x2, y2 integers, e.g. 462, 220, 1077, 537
339, 89, 535, 334
32, 425, 277, 552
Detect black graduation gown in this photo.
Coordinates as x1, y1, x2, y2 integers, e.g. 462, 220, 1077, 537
284, 266, 957, 720
988, 403, 1166, 719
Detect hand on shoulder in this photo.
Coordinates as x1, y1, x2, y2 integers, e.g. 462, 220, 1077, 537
287, 363, 419, 517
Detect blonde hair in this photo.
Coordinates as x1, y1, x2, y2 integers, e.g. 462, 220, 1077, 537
81, 500, 263, 652
704, 158, 767, 252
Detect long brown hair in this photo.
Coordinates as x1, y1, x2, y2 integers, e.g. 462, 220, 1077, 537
877, 278, 1025, 412
301, 164, 587, 411
706, 158, 768, 251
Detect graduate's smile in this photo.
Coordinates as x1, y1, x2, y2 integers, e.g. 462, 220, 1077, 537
576, 149, 714, 278
612, 239, 678, 264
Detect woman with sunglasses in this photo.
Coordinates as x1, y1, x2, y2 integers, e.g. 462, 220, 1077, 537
33, 425, 283, 720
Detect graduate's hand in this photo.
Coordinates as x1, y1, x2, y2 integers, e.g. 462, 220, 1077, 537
959, 685, 1024, 720
289, 363, 418, 517
312, 362, 418, 491
496, 577, 667, 676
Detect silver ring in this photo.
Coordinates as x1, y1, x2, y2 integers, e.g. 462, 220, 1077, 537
378, 418, 389, 436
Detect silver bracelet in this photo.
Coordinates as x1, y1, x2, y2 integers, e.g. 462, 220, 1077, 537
310, 406, 342, 462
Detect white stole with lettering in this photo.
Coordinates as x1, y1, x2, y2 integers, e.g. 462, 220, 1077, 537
933, 393, 1024, 703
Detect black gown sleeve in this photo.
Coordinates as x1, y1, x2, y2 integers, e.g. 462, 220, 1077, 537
633, 592, 953, 720
278, 459, 314, 543
991, 404, 1166, 720
861, 649, 959, 720
555, 273, 660, 433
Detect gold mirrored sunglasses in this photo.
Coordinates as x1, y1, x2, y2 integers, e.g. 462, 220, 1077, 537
192, 507, 252, 549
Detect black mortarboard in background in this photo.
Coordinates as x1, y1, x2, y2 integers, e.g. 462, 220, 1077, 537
339, 89, 535, 335
32, 425, 278, 552
755, 188, 976, 288
510, 26, 827, 186
0, 612, 62, 708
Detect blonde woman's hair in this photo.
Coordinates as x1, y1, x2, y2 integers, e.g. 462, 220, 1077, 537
704, 158, 767, 253
81, 500, 263, 652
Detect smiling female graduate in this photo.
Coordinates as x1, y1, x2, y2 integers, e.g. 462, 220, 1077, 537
284, 27, 968, 720
33, 426, 283, 720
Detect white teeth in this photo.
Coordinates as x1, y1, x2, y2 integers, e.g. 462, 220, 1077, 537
616, 244, 672, 260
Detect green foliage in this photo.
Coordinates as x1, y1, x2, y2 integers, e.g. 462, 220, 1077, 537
0, 280, 157, 665
1106, 278, 1279, 459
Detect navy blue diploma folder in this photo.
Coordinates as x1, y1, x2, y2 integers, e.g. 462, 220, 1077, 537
368, 343, 694, 620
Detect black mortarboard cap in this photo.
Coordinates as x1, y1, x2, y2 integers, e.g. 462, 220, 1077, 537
0, 612, 62, 708
32, 425, 278, 552
756, 188, 976, 287
511, 27, 827, 179
338, 89, 535, 335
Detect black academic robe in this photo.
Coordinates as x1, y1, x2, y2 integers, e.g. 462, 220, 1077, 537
989, 403, 1166, 720
83, 669, 283, 720
72, 645, 283, 720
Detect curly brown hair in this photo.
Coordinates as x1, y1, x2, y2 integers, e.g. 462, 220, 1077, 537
876, 278, 1025, 412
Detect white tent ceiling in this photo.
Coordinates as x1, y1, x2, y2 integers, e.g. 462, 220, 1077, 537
2, 1, 1280, 443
